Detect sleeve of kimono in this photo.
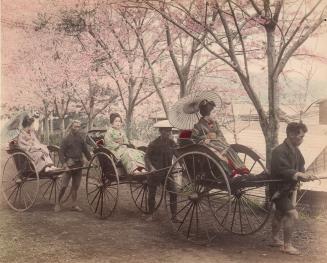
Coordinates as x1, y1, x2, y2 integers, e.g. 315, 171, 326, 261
104, 129, 120, 151
122, 131, 129, 145
214, 122, 228, 144
271, 148, 298, 181
17, 133, 32, 152
191, 124, 206, 141
31, 132, 48, 153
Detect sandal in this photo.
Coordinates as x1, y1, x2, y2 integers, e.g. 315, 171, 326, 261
71, 206, 83, 212
270, 239, 284, 247
281, 245, 300, 255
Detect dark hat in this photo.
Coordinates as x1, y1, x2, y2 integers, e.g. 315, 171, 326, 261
199, 99, 216, 108
22, 115, 35, 128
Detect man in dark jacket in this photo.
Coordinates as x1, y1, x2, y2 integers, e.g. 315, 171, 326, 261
270, 122, 314, 255
55, 120, 92, 212
144, 121, 177, 222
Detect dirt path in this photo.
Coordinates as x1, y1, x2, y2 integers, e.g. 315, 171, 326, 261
0, 181, 327, 263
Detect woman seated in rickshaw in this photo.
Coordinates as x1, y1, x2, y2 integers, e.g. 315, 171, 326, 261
17, 115, 58, 173
104, 113, 147, 175
191, 99, 249, 176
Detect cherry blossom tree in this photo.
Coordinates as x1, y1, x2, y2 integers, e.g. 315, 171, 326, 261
144, 0, 327, 167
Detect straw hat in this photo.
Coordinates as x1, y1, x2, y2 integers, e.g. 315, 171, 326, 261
153, 120, 173, 129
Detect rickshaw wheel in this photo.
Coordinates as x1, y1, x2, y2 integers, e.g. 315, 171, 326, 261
86, 151, 119, 219
1, 151, 39, 211
164, 150, 231, 244
130, 178, 164, 214
40, 145, 63, 204
219, 144, 272, 235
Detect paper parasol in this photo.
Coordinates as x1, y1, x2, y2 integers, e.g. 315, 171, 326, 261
168, 91, 222, 129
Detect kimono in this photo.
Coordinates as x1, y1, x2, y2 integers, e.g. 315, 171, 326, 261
270, 139, 304, 198
191, 117, 246, 172
104, 127, 145, 174
17, 129, 53, 173
145, 136, 177, 214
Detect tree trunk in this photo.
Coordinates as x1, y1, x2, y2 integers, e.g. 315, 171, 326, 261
88, 117, 94, 131
266, 27, 280, 171
59, 117, 65, 139
264, 127, 279, 172
125, 110, 133, 140
43, 115, 50, 144
230, 102, 238, 144
180, 80, 187, 98
88, 90, 95, 131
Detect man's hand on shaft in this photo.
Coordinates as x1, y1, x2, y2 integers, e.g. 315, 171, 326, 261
294, 172, 314, 182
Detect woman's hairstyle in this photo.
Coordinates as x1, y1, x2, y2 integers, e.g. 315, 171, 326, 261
22, 115, 35, 128
110, 113, 122, 124
286, 122, 308, 136
66, 119, 81, 133
199, 99, 216, 117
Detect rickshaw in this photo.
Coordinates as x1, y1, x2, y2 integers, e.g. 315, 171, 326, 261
84, 91, 272, 243
1, 140, 87, 211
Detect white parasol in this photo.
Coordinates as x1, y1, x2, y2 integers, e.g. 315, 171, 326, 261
168, 91, 222, 130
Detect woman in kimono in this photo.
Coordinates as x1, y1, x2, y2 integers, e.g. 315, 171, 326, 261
105, 113, 147, 175
17, 115, 57, 173
191, 100, 248, 176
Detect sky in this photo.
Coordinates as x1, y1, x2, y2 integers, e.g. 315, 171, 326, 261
1, 0, 327, 108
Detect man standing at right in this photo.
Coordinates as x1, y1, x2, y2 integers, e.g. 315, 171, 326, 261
270, 122, 314, 255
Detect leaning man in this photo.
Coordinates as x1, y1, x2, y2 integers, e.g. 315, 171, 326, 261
270, 122, 314, 255
55, 120, 92, 212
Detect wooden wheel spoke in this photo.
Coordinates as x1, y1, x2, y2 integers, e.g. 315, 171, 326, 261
131, 184, 143, 193
207, 194, 230, 203
100, 191, 104, 217
239, 198, 254, 232
13, 186, 20, 205
186, 204, 196, 239
174, 200, 193, 219
167, 198, 189, 206
7, 185, 19, 201
87, 186, 99, 196
3, 182, 18, 193
41, 181, 52, 199
195, 204, 200, 237
134, 184, 145, 201
21, 187, 33, 207
240, 197, 262, 226
177, 202, 194, 232
104, 187, 117, 202
90, 189, 101, 206
103, 190, 113, 205
243, 193, 266, 199
238, 198, 243, 234
213, 197, 231, 214
94, 191, 103, 214
248, 160, 257, 173
140, 186, 146, 209
230, 198, 238, 231
243, 196, 269, 213
181, 159, 194, 190
243, 154, 247, 163
47, 181, 55, 201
